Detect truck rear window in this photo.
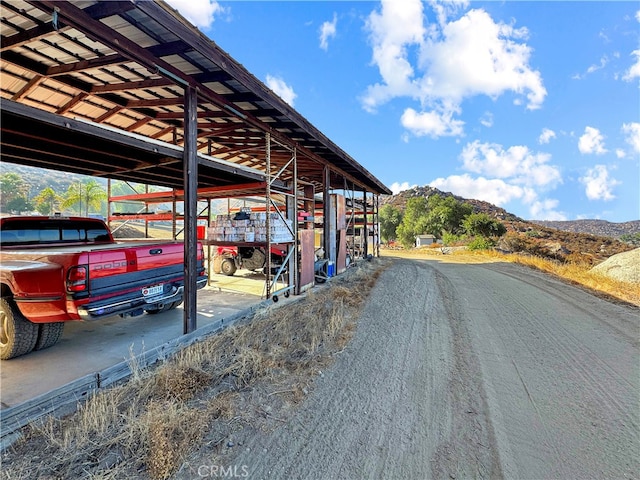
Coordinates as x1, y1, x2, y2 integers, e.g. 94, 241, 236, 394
1, 219, 110, 246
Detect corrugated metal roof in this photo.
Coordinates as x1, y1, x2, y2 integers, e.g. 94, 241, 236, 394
0, 0, 390, 195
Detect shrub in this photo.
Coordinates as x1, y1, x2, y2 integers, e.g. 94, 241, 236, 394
467, 237, 495, 250
442, 232, 463, 246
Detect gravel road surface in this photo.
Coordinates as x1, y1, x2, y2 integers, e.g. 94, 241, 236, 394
202, 258, 640, 479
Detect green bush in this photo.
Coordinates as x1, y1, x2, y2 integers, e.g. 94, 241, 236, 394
467, 237, 495, 250
442, 232, 463, 246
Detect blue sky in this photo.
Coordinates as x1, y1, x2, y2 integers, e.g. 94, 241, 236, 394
167, 0, 640, 222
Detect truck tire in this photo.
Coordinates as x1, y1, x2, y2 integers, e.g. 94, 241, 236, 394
221, 258, 237, 276
34, 322, 64, 351
0, 297, 38, 360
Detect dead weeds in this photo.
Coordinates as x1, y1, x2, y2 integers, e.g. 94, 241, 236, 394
1, 257, 390, 480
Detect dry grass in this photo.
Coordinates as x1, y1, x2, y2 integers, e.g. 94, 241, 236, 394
1, 258, 389, 480
479, 250, 640, 306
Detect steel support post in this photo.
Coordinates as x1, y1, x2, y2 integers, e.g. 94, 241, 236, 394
363, 189, 368, 257
183, 86, 198, 334
373, 195, 380, 257
207, 198, 212, 285
265, 132, 271, 298
107, 178, 112, 231
172, 190, 177, 239
288, 148, 298, 292
144, 184, 149, 238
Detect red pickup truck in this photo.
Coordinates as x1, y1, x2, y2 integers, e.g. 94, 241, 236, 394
0, 215, 207, 359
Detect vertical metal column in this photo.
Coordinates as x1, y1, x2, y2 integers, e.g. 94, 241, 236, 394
207, 198, 212, 285
290, 147, 298, 291
183, 86, 198, 334
265, 132, 272, 298
144, 184, 149, 238
373, 195, 380, 257
172, 190, 177, 240
107, 179, 111, 231
363, 189, 368, 257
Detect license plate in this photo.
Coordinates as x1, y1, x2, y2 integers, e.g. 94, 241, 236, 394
142, 284, 163, 297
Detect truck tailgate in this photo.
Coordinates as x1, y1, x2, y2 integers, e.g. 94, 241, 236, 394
88, 241, 184, 280
85, 241, 190, 299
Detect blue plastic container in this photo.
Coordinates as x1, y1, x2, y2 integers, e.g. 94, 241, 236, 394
327, 261, 335, 277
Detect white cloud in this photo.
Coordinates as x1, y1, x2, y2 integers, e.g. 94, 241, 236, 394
362, 0, 425, 112
420, 8, 546, 109
389, 181, 417, 194
319, 13, 338, 51
460, 141, 562, 188
573, 55, 609, 80
623, 12, 640, 81
579, 165, 620, 201
429, 174, 525, 206
616, 149, 626, 159
622, 49, 640, 82
362, 4, 546, 138
539, 128, 556, 144
166, 0, 223, 29
400, 107, 464, 138
529, 199, 567, 221
265, 75, 297, 107
429, 139, 565, 219
480, 111, 493, 128
622, 122, 640, 154
578, 126, 607, 155
430, 173, 565, 219
428, 0, 469, 27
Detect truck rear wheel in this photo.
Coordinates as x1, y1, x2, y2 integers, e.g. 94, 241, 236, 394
221, 258, 237, 276
0, 298, 38, 360
35, 322, 64, 351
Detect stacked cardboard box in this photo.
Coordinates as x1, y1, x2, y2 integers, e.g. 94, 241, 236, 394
207, 213, 294, 243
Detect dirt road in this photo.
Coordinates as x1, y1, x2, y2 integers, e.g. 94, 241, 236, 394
188, 257, 639, 479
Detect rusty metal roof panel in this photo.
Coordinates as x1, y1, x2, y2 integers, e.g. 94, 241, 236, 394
0, 0, 390, 194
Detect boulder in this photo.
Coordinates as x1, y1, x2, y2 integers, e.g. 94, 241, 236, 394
543, 242, 570, 256
591, 248, 640, 284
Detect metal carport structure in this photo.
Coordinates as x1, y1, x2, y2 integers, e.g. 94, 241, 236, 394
0, 0, 391, 333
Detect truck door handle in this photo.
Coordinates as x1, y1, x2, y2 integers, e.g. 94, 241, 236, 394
150, 248, 163, 255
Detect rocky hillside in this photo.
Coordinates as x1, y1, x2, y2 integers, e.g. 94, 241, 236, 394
381, 185, 523, 222
530, 219, 640, 239
381, 186, 636, 263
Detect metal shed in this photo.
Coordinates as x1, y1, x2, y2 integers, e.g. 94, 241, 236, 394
0, 0, 391, 332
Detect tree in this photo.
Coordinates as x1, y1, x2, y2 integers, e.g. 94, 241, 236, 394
33, 187, 62, 215
620, 233, 640, 247
1, 172, 29, 212
6, 196, 33, 213
61, 180, 107, 216
424, 195, 473, 238
463, 212, 507, 238
379, 204, 403, 243
396, 197, 429, 248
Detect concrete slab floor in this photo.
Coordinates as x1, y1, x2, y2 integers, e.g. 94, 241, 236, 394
0, 286, 262, 408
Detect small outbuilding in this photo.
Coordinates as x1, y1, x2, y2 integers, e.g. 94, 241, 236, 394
416, 234, 436, 247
